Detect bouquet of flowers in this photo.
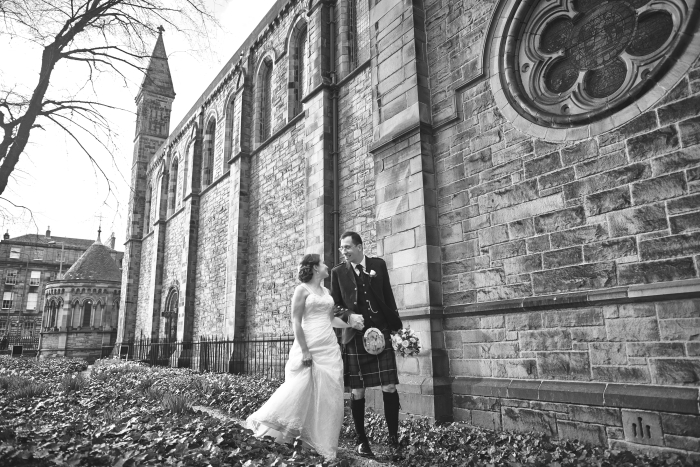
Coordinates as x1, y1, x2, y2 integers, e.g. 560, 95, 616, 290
391, 327, 421, 357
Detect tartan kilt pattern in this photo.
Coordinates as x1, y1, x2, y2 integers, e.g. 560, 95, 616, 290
343, 332, 399, 389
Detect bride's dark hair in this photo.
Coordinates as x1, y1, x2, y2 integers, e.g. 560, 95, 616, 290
298, 254, 321, 283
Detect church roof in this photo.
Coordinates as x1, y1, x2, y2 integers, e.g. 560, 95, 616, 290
61, 238, 122, 282
8, 234, 96, 249
139, 28, 176, 99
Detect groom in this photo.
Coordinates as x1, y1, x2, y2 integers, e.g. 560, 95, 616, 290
330, 231, 403, 460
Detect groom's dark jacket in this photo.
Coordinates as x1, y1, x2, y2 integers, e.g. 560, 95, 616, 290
330, 256, 402, 345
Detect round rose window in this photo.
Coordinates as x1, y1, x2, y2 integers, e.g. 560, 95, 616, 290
493, 0, 699, 138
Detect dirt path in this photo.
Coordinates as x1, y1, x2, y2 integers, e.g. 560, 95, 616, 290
192, 405, 393, 466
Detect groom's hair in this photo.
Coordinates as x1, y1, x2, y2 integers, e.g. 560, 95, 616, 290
340, 231, 362, 246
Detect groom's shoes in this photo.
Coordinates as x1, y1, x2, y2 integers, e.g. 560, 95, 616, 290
388, 435, 403, 462
355, 439, 374, 458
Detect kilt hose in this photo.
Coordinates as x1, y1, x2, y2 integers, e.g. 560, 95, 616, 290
343, 331, 399, 389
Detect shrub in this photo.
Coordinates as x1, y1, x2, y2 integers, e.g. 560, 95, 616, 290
11, 381, 49, 399
161, 393, 192, 414
60, 373, 87, 393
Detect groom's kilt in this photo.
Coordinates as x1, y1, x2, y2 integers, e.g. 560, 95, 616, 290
343, 331, 399, 389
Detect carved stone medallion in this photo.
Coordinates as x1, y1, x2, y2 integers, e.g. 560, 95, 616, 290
491, 0, 700, 140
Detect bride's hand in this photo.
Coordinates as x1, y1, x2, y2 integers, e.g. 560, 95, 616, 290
302, 350, 313, 367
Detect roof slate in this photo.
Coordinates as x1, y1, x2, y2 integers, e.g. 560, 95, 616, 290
62, 241, 122, 282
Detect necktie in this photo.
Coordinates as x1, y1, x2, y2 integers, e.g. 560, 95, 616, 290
356, 264, 364, 275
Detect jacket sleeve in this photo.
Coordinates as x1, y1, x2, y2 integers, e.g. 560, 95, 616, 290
380, 259, 398, 313
330, 268, 351, 322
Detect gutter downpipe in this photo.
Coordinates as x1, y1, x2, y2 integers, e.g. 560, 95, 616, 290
329, 3, 340, 266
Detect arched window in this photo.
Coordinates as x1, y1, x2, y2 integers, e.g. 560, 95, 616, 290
143, 184, 153, 234
202, 119, 215, 187
168, 158, 179, 214
224, 96, 236, 171
258, 59, 273, 142
295, 26, 308, 116
348, 0, 358, 69
82, 300, 93, 327
164, 289, 179, 342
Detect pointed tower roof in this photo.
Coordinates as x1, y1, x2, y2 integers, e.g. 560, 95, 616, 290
139, 26, 176, 99
62, 230, 122, 282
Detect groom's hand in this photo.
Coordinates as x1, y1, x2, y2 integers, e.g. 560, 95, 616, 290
349, 314, 364, 330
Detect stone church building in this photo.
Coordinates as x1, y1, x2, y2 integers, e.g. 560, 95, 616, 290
118, 0, 700, 457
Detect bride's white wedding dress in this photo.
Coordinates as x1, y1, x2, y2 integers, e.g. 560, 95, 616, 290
246, 284, 344, 459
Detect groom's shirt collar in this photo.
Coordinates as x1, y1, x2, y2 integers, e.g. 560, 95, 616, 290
350, 255, 367, 276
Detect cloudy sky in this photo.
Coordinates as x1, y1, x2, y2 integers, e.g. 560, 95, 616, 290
1, 0, 277, 245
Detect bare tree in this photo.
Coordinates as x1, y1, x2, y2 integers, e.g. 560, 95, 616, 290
0, 0, 215, 196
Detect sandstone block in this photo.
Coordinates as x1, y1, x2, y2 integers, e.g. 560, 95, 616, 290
584, 186, 631, 216
502, 407, 557, 437
550, 224, 608, 249
464, 148, 493, 176
489, 240, 526, 260
666, 193, 700, 215
661, 413, 700, 437
606, 318, 660, 342
598, 112, 657, 146
590, 342, 626, 365
525, 151, 561, 179
670, 211, 700, 234
534, 206, 585, 234
471, 409, 502, 431
657, 299, 700, 319
583, 237, 637, 262
480, 315, 505, 329
539, 167, 576, 190
479, 180, 537, 212
563, 163, 650, 200
561, 139, 598, 166
443, 290, 476, 306
618, 258, 696, 286
639, 232, 700, 261
477, 284, 532, 302
536, 351, 591, 380
632, 172, 686, 205
492, 359, 537, 379
679, 115, 700, 147
520, 329, 572, 351
658, 95, 700, 125
545, 308, 603, 328
532, 262, 616, 294
618, 303, 656, 318
569, 405, 621, 426
506, 312, 543, 331
664, 434, 700, 452
527, 235, 550, 253
557, 420, 607, 446
650, 358, 700, 385
444, 316, 480, 330
570, 326, 607, 342
627, 342, 685, 358
478, 224, 508, 247
503, 254, 542, 275
608, 204, 667, 237
659, 318, 700, 341
575, 151, 627, 179
621, 410, 664, 446
442, 255, 490, 276
651, 147, 700, 176
591, 366, 651, 384
450, 359, 492, 377
627, 125, 679, 162
462, 329, 505, 343
441, 239, 478, 261
542, 246, 583, 269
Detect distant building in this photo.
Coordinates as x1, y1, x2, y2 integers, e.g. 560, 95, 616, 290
39, 230, 122, 362
0, 227, 123, 338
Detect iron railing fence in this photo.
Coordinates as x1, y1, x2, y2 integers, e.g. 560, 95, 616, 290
0, 335, 40, 352
113, 336, 295, 380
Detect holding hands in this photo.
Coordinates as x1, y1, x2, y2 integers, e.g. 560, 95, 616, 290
302, 349, 313, 367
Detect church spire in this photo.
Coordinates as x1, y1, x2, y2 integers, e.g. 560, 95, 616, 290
138, 26, 176, 99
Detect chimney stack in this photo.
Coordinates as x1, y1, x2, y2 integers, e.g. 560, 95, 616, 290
108, 233, 116, 250
3, 231, 8, 240
46, 226, 51, 239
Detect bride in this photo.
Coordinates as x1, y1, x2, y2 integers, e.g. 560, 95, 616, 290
246, 254, 357, 460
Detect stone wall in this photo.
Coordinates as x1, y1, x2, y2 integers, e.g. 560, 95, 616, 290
245, 119, 307, 337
